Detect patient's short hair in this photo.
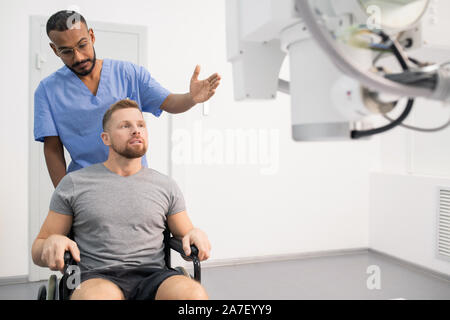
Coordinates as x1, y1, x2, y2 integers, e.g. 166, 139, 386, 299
102, 99, 142, 131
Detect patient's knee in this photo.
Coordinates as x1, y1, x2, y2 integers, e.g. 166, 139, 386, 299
188, 284, 209, 300
156, 275, 209, 300
70, 278, 125, 300
180, 280, 209, 300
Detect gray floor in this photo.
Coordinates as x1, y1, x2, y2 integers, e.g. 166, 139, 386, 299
1, 251, 449, 300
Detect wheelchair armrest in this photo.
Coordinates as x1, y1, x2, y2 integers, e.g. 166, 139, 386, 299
168, 237, 201, 282
168, 237, 199, 260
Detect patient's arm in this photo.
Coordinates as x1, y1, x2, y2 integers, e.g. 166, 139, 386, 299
167, 211, 211, 261
31, 210, 80, 271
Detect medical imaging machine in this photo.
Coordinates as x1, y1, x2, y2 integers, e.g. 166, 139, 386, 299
226, 0, 450, 141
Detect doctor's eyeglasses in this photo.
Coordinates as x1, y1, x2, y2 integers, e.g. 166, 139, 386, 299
56, 38, 92, 59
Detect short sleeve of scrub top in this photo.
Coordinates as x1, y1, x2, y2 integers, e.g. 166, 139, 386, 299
33, 59, 171, 173
34, 82, 59, 142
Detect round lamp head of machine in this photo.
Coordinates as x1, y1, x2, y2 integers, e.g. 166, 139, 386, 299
359, 0, 430, 30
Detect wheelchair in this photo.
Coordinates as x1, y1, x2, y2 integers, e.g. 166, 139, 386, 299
37, 227, 201, 300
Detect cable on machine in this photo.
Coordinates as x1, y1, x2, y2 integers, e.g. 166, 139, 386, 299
351, 29, 415, 139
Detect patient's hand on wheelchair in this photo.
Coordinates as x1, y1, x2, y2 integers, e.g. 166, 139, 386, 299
39, 228, 211, 269
40, 234, 81, 272
181, 227, 211, 261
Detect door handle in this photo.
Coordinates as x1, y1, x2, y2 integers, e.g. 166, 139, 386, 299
36, 53, 47, 70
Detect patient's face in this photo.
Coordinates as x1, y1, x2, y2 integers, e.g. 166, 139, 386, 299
107, 108, 148, 159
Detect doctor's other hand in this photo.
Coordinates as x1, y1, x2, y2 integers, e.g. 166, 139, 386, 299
182, 227, 211, 261
41, 234, 81, 272
189, 65, 221, 104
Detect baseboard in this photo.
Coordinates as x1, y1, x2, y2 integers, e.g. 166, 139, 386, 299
0, 275, 29, 286
189, 247, 370, 269
368, 248, 450, 282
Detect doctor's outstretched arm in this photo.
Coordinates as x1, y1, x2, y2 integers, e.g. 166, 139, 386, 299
160, 65, 221, 114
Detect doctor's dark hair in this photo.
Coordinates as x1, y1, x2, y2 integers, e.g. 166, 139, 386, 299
46, 10, 88, 36
102, 99, 143, 131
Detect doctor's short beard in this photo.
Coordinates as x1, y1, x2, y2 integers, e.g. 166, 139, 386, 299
68, 48, 97, 77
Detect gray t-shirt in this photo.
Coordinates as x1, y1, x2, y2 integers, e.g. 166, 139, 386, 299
49, 163, 186, 271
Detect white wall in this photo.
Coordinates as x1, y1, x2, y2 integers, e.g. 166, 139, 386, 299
0, 0, 378, 278
370, 173, 450, 275
174, 96, 377, 262
371, 97, 450, 276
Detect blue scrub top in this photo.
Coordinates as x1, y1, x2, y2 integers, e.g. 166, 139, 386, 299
34, 59, 170, 173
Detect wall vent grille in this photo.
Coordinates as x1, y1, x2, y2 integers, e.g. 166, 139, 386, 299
438, 188, 450, 259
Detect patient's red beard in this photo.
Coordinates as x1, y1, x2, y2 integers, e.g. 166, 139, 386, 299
111, 141, 148, 159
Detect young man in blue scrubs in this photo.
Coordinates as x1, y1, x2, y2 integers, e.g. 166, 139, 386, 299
34, 11, 221, 187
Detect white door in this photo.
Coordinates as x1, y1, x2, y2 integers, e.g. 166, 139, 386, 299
28, 16, 170, 281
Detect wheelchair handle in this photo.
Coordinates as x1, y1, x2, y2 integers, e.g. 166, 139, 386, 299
63, 251, 76, 274
64, 251, 72, 263
168, 237, 199, 258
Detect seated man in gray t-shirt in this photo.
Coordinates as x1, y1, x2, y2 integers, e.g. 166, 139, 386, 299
31, 99, 211, 300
